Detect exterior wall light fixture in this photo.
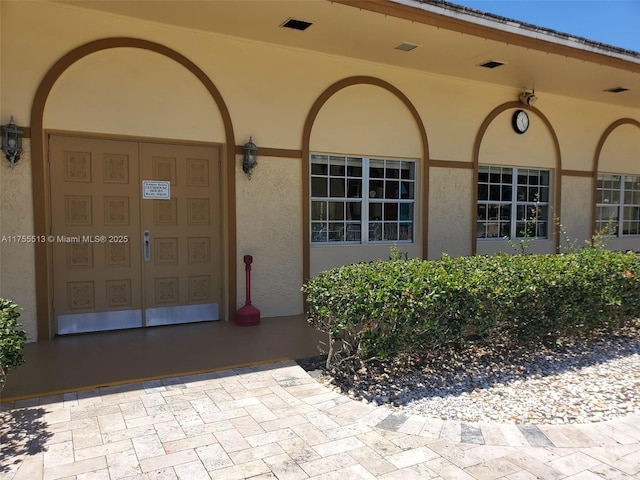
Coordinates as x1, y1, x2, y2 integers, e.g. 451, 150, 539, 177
519, 89, 537, 106
1, 116, 24, 170
242, 136, 258, 180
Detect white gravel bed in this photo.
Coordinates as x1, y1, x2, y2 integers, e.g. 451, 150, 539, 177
314, 320, 640, 425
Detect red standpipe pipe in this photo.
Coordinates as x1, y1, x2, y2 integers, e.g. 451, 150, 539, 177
235, 255, 261, 326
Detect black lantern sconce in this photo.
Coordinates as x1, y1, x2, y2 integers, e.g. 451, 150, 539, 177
242, 136, 258, 180
1, 117, 24, 170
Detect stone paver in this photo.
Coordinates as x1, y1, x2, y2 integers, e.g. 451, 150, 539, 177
1, 360, 639, 479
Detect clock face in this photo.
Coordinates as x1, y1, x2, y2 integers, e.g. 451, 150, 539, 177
513, 109, 529, 134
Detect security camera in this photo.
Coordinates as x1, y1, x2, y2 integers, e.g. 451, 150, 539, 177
519, 91, 537, 106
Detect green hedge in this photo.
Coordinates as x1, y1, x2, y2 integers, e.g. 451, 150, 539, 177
0, 298, 26, 391
302, 249, 640, 374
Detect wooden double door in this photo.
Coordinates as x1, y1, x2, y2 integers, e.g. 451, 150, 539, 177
49, 135, 222, 334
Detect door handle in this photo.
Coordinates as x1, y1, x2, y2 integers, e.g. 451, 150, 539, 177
144, 230, 151, 262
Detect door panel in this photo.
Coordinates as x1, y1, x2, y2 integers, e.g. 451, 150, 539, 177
50, 136, 143, 334
50, 136, 222, 334
140, 143, 221, 326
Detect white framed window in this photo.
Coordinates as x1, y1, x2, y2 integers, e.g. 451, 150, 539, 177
310, 154, 416, 244
596, 174, 640, 236
477, 166, 550, 239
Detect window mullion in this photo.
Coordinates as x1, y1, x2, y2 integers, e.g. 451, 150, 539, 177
362, 157, 370, 244
511, 168, 518, 240
619, 175, 625, 237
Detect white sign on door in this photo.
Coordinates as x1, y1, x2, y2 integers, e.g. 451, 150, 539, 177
142, 180, 171, 199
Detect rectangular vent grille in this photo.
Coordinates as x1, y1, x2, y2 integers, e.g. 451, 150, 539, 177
604, 86, 629, 93
479, 60, 505, 69
395, 42, 418, 52
281, 18, 313, 31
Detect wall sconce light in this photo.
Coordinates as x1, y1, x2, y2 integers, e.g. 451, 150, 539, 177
1, 116, 24, 170
242, 136, 258, 180
519, 89, 537, 106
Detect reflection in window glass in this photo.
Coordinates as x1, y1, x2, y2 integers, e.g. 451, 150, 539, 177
597, 174, 640, 236
311, 155, 416, 244
477, 166, 550, 239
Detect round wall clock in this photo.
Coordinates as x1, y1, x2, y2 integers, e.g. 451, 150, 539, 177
512, 109, 529, 134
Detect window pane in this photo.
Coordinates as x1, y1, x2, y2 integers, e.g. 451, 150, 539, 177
330, 161, 345, 176
400, 203, 413, 221
385, 180, 399, 199
369, 203, 382, 221
328, 223, 344, 242
347, 179, 362, 198
539, 186, 549, 202
399, 223, 413, 241
489, 185, 500, 201
384, 223, 398, 240
370, 180, 383, 198
528, 186, 539, 202
311, 223, 327, 242
311, 177, 327, 197
345, 223, 361, 241
478, 184, 488, 201
311, 201, 326, 221
401, 181, 414, 199
346, 158, 362, 177
370, 159, 384, 178
328, 202, 344, 220
401, 162, 415, 180
478, 167, 489, 183
384, 203, 398, 221
537, 222, 548, 238
311, 154, 328, 175
518, 172, 527, 184
346, 201, 361, 221
369, 222, 382, 241
500, 204, 511, 220
540, 171, 550, 185
386, 160, 400, 179
477, 205, 487, 220
501, 185, 512, 201
329, 178, 345, 197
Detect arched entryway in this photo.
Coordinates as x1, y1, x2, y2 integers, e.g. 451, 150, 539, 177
30, 38, 237, 339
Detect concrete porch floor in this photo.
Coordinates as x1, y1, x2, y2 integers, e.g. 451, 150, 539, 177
0, 315, 325, 402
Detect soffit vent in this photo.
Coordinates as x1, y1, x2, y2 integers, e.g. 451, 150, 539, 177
395, 42, 419, 52
281, 18, 313, 31
478, 60, 505, 69
604, 86, 630, 93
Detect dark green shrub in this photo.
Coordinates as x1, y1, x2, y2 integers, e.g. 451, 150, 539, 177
303, 249, 640, 374
0, 298, 27, 391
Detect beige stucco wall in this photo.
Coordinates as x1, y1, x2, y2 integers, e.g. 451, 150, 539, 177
1, 1, 639, 340
599, 123, 640, 174
235, 156, 304, 315
0, 139, 38, 340
479, 108, 557, 169
427, 167, 473, 260
45, 48, 226, 142
560, 176, 593, 251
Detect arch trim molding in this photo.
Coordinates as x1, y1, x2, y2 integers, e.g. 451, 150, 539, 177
301, 76, 429, 283
30, 37, 237, 339
472, 101, 562, 254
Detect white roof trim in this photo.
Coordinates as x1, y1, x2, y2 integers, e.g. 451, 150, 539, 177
389, 0, 640, 64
